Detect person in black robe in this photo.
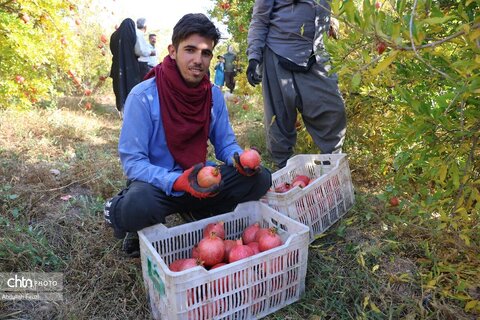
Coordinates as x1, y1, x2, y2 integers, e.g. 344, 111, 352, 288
109, 18, 140, 113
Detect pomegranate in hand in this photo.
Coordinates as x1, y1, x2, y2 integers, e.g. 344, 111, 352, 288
197, 166, 221, 188
239, 148, 261, 170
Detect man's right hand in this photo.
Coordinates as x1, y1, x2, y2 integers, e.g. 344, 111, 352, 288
246, 59, 262, 87
173, 163, 223, 199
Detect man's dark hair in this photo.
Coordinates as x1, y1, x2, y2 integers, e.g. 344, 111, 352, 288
149, 34, 156, 38
172, 13, 221, 49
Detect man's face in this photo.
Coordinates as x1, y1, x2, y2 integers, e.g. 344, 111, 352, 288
168, 34, 214, 88
149, 35, 156, 46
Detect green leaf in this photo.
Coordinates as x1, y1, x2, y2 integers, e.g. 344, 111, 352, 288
396, 0, 406, 15
351, 72, 362, 88
371, 51, 398, 75
421, 16, 453, 25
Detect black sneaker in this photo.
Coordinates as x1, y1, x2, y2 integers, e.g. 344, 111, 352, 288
104, 197, 126, 239
122, 232, 140, 258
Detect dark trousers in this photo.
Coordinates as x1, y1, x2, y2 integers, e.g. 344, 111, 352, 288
138, 61, 150, 80
224, 71, 236, 93
110, 165, 272, 232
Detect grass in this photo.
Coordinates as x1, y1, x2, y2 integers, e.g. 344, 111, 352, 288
0, 93, 476, 319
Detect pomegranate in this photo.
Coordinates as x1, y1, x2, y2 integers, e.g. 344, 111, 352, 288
197, 166, 221, 188
197, 232, 225, 267
254, 227, 272, 242
274, 182, 291, 193
203, 221, 225, 239
377, 41, 387, 55
292, 175, 310, 188
100, 34, 108, 44
169, 258, 202, 272
210, 262, 227, 269
246, 242, 260, 255
258, 229, 282, 252
210, 263, 229, 294
192, 244, 199, 259
389, 197, 400, 207
241, 222, 260, 244
223, 239, 240, 261
228, 243, 254, 263
239, 148, 261, 170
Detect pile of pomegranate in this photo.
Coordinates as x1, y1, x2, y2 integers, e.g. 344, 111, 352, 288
272, 174, 311, 193
169, 221, 283, 272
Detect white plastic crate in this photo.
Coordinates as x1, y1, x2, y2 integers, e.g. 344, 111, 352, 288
138, 201, 310, 320
261, 154, 355, 243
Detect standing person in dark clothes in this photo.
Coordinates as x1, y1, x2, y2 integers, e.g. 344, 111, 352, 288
109, 18, 141, 113
246, 0, 347, 169
223, 45, 238, 93
104, 13, 272, 258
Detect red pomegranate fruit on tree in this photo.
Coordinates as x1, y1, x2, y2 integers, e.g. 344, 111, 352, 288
239, 148, 261, 170
197, 232, 225, 267
197, 166, 221, 188
203, 221, 225, 239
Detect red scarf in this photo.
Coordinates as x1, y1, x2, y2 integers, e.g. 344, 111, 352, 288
145, 55, 212, 169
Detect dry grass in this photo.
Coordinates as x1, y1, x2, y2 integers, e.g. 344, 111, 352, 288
0, 94, 476, 319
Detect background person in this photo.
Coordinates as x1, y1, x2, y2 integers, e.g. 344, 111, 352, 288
104, 13, 271, 258
223, 45, 238, 93
109, 18, 140, 113
147, 33, 158, 69
246, 0, 347, 169
135, 18, 156, 80
213, 55, 225, 89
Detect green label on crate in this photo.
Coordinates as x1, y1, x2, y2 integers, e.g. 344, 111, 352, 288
147, 256, 165, 296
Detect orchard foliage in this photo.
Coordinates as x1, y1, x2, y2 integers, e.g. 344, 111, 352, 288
0, 0, 111, 109
211, 0, 479, 314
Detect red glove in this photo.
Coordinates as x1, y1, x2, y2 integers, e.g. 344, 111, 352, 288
233, 148, 262, 177
173, 163, 223, 199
